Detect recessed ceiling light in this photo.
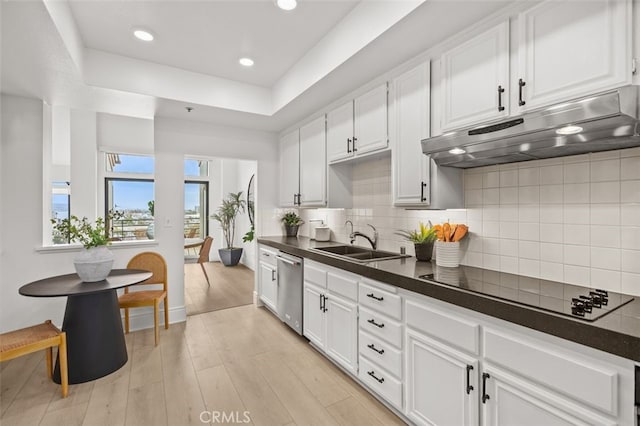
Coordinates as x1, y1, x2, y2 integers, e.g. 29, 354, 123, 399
133, 29, 154, 42
449, 147, 466, 155
276, 0, 297, 11
239, 57, 254, 67
555, 125, 583, 135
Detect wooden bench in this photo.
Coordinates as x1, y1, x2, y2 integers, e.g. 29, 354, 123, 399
0, 320, 68, 397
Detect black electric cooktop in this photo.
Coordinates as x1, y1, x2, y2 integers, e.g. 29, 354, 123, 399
419, 266, 634, 321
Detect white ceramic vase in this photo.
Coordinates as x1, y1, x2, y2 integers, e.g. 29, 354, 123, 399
74, 246, 114, 282
435, 240, 460, 268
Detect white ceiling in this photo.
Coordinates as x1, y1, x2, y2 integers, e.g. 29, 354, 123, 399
0, 0, 513, 132
68, 0, 359, 88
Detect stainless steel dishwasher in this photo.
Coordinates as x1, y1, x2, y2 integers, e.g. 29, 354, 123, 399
276, 252, 303, 335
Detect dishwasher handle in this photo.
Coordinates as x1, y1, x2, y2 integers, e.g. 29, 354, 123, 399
276, 255, 301, 266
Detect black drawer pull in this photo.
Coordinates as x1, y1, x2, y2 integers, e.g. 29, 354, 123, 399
347, 138, 352, 153
367, 370, 384, 383
497, 85, 505, 111
466, 365, 474, 394
482, 372, 490, 403
367, 319, 384, 328
367, 344, 384, 355
353, 136, 358, 152
518, 79, 526, 106
366, 293, 384, 301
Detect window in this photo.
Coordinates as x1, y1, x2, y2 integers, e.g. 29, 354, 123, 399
184, 159, 208, 177
184, 181, 208, 239
51, 181, 71, 244
106, 153, 154, 174
105, 179, 154, 240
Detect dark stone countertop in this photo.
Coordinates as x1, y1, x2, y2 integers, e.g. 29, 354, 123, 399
258, 236, 640, 362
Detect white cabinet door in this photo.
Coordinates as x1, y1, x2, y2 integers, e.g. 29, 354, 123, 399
279, 130, 300, 207
391, 62, 431, 206
325, 294, 358, 374
299, 116, 326, 207
259, 262, 277, 313
441, 21, 510, 131
303, 283, 325, 349
406, 329, 479, 426
354, 84, 388, 155
327, 101, 354, 163
482, 366, 613, 426
516, 0, 631, 112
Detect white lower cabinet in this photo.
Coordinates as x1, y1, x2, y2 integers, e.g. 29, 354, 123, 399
258, 246, 278, 313
302, 261, 358, 375
405, 329, 479, 426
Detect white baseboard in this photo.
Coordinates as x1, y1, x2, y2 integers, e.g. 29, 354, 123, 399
123, 305, 187, 332
253, 291, 264, 307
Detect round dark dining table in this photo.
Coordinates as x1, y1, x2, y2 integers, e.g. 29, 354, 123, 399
19, 269, 152, 384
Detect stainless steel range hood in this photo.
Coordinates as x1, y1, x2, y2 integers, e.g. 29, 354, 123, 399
422, 86, 640, 168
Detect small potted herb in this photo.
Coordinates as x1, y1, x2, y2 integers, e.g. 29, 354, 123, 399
396, 222, 438, 262
281, 212, 304, 237
51, 211, 123, 281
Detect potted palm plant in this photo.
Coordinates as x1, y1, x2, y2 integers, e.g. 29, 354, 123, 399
396, 222, 438, 262
211, 191, 246, 266
281, 211, 304, 237
51, 211, 123, 281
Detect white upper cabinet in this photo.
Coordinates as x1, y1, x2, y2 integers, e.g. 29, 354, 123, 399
327, 84, 388, 163
279, 130, 299, 207
327, 101, 354, 163
353, 84, 388, 155
516, 0, 631, 112
299, 116, 327, 207
441, 21, 510, 131
391, 62, 431, 206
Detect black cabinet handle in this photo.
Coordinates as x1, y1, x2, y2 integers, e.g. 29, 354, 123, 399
482, 372, 490, 403
271, 269, 276, 281
366, 293, 384, 301
353, 136, 358, 152
320, 294, 324, 311
466, 365, 474, 394
347, 138, 352, 153
323, 295, 328, 312
367, 370, 384, 383
297, 193, 302, 205
367, 318, 384, 328
497, 85, 505, 111
367, 344, 384, 355
518, 79, 526, 106
420, 181, 427, 202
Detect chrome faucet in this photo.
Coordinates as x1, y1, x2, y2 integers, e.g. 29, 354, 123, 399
349, 224, 378, 250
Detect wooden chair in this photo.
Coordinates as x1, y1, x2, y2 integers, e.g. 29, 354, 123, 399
198, 236, 214, 286
119, 252, 168, 346
0, 320, 68, 398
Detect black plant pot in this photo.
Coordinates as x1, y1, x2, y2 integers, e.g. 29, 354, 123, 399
219, 248, 243, 266
284, 224, 300, 237
414, 242, 435, 262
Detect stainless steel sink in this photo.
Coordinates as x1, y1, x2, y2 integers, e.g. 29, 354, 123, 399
311, 245, 409, 263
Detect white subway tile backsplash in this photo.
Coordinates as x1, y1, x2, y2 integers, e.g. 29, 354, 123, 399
518, 205, 539, 223
621, 250, 640, 273
621, 181, 640, 203
621, 227, 640, 250
465, 189, 483, 206
519, 241, 540, 260
590, 181, 620, 204
590, 247, 620, 271
518, 168, 540, 186
621, 204, 640, 226
590, 269, 621, 292
483, 188, 500, 205
539, 185, 564, 204
590, 225, 620, 248
564, 265, 590, 285
620, 147, 640, 158
590, 159, 620, 182
563, 224, 589, 245
500, 170, 518, 187
621, 272, 640, 294
540, 165, 564, 185
483, 171, 500, 188
540, 262, 564, 282
564, 162, 590, 183
500, 205, 518, 222
621, 156, 640, 180
564, 245, 590, 267
540, 223, 563, 244
500, 187, 518, 204
540, 243, 563, 263
465, 173, 483, 189
500, 239, 519, 256
563, 204, 590, 224
518, 186, 540, 204
483, 221, 500, 238
483, 253, 500, 270
500, 256, 519, 274
518, 223, 539, 241
591, 204, 620, 225
539, 205, 563, 224
483, 238, 500, 255
500, 222, 519, 239
483, 206, 500, 221
591, 151, 620, 161
563, 183, 589, 204
519, 259, 540, 278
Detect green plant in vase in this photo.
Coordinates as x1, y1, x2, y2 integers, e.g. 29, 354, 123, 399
396, 222, 438, 262
281, 211, 304, 237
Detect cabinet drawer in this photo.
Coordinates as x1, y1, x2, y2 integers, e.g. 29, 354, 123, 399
327, 271, 358, 301
405, 299, 480, 355
359, 306, 402, 348
484, 329, 619, 416
359, 281, 402, 320
359, 356, 402, 410
359, 330, 402, 379
259, 247, 278, 267
304, 262, 327, 288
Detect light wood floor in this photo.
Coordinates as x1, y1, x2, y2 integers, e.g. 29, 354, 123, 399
184, 262, 254, 316
0, 304, 405, 426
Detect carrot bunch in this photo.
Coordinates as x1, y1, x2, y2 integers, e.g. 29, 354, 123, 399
432, 223, 468, 242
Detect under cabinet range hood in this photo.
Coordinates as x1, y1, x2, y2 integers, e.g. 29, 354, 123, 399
422, 86, 640, 168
